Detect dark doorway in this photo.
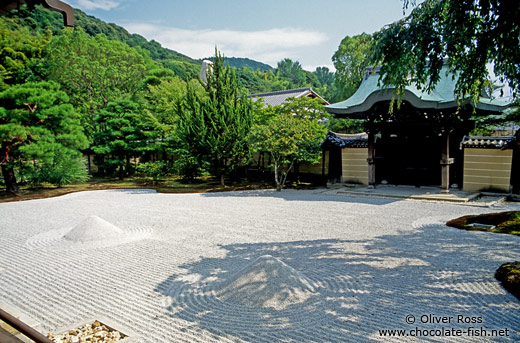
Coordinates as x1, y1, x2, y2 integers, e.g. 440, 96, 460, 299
327, 147, 342, 183
376, 130, 442, 187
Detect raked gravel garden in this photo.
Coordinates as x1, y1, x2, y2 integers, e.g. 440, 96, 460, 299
1, 188, 520, 342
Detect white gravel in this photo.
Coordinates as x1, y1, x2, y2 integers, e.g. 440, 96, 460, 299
1, 188, 520, 342
64, 215, 124, 242
216, 254, 316, 310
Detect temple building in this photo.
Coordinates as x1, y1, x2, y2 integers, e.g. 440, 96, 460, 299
324, 65, 517, 193
248, 87, 328, 107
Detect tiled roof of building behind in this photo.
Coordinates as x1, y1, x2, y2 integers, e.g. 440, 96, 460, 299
322, 131, 369, 148
248, 88, 327, 107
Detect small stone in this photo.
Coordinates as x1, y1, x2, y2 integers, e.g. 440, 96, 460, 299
51, 321, 124, 343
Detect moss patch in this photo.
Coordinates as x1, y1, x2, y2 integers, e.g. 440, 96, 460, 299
446, 211, 520, 236
495, 262, 520, 300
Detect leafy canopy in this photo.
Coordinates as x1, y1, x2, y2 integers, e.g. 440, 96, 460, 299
0, 21, 49, 90
332, 33, 377, 101
46, 28, 153, 136
374, 0, 520, 104
249, 97, 327, 191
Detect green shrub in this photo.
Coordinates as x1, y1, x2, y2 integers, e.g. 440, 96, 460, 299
137, 161, 167, 181
26, 154, 89, 187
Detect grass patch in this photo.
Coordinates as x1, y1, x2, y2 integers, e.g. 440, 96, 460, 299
0, 176, 319, 203
495, 262, 520, 300
446, 211, 520, 236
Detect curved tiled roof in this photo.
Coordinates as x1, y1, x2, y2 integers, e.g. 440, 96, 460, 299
326, 66, 510, 116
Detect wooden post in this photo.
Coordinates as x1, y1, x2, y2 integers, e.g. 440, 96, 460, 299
367, 129, 376, 188
440, 131, 453, 194
321, 149, 326, 178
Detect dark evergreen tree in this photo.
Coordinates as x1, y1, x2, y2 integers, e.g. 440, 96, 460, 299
0, 81, 88, 192
176, 50, 254, 185
92, 100, 148, 179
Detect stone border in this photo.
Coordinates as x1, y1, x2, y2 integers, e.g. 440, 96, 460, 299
52, 316, 138, 343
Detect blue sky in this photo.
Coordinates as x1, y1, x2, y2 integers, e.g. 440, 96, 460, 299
67, 0, 414, 71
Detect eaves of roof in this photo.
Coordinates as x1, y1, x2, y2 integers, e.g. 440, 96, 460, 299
326, 67, 510, 116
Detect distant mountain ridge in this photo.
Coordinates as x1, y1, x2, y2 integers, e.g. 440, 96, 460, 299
202, 57, 273, 72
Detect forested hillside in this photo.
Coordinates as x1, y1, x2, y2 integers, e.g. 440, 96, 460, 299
2, 5, 202, 80
2, 4, 340, 99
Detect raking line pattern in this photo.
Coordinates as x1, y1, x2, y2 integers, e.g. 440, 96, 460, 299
0, 189, 519, 342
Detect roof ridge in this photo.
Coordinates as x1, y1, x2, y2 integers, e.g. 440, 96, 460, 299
248, 87, 312, 98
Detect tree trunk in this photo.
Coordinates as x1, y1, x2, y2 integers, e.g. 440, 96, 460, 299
220, 173, 225, 187
274, 161, 281, 191
118, 153, 125, 180
1, 165, 19, 193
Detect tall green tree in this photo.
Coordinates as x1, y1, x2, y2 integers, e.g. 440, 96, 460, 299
176, 51, 254, 185
144, 77, 186, 137
276, 58, 306, 87
93, 100, 148, 179
332, 33, 376, 101
143, 78, 205, 169
374, 0, 519, 105
249, 114, 326, 191
314, 67, 334, 88
249, 97, 328, 191
0, 81, 88, 192
46, 28, 153, 137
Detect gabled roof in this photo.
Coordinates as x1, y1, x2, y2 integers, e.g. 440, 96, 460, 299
248, 87, 328, 107
326, 65, 510, 116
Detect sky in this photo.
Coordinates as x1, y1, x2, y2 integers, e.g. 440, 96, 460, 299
66, 0, 415, 72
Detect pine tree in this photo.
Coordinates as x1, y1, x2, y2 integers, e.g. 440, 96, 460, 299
92, 100, 148, 179
0, 81, 88, 192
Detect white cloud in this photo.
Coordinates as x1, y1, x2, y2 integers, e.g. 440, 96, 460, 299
72, 0, 120, 11
123, 23, 328, 67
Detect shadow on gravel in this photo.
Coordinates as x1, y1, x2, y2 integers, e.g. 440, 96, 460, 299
155, 223, 520, 342
200, 189, 400, 206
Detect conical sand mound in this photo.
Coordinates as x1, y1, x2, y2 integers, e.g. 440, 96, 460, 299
63, 215, 124, 242
216, 255, 316, 310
